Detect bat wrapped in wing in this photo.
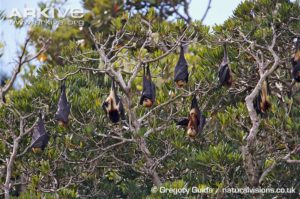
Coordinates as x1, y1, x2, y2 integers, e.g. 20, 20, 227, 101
31, 114, 49, 153
55, 81, 71, 126
140, 65, 156, 108
218, 44, 233, 87
174, 46, 188, 88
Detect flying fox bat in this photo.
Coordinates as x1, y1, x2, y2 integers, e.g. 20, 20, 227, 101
55, 81, 71, 127
254, 80, 271, 114
140, 65, 156, 108
218, 44, 233, 87
174, 46, 189, 88
31, 114, 49, 153
102, 80, 125, 123
176, 96, 206, 138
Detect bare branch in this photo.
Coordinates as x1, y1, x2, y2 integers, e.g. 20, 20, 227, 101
201, 0, 212, 23
1, 37, 50, 103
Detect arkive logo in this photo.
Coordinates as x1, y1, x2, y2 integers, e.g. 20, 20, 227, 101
5, 7, 84, 19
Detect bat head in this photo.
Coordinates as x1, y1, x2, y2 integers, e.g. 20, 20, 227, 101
142, 98, 153, 107
175, 80, 186, 88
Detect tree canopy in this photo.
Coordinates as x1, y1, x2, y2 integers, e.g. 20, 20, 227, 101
0, 0, 300, 198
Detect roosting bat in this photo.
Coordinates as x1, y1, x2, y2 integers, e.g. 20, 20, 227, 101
218, 45, 233, 87
254, 80, 271, 114
176, 96, 206, 138
140, 65, 156, 108
55, 81, 71, 127
102, 80, 125, 123
31, 114, 49, 153
174, 46, 189, 88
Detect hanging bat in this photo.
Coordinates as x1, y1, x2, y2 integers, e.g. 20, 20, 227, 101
31, 114, 49, 153
254, 80, 271, 114
102, 79, 125, 123
176, 96, 206, 138
218, 44, 233, 87
140, 64, 156, 108
55, 81, 71, 127
174, 46, 188, 88
292, 37, 300, 82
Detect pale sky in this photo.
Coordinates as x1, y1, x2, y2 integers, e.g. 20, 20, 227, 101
0, 0, 243, 83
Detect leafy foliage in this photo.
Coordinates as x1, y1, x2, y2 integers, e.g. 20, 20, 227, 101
1, 0, 300, 198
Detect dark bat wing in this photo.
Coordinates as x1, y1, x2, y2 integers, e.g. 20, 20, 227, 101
218, 64, 229, 85
174, 64, 188, 82
174, 48, 188, 82
140, 66, 156, 105
55, 86, 71, 123
139, 95, 146, 105
31, 134, 49, 150
118, 97, 126, 121
176, 118, 189, 126
31, 117, 49, 150
191, 95, 199, 110
292, 62, 300, 82
144, 68, 156, 93
198, 113, 206, 133
190, 96, 205, 134
140, 74, 153, 103
254, 91, 262, 114
151, 84, 156, 102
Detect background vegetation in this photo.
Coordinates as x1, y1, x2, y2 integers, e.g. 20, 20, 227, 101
0, 0, 300, 198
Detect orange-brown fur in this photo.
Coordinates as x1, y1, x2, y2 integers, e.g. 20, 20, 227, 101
32, 148, 42, 153
226, 70, 233, 87
143, 98, 153, 108
176, 80, 186, 88
260, 81, 271, 113
58, 121, 68, 128
187, 109, 199, 138
294, 51, 300, 62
